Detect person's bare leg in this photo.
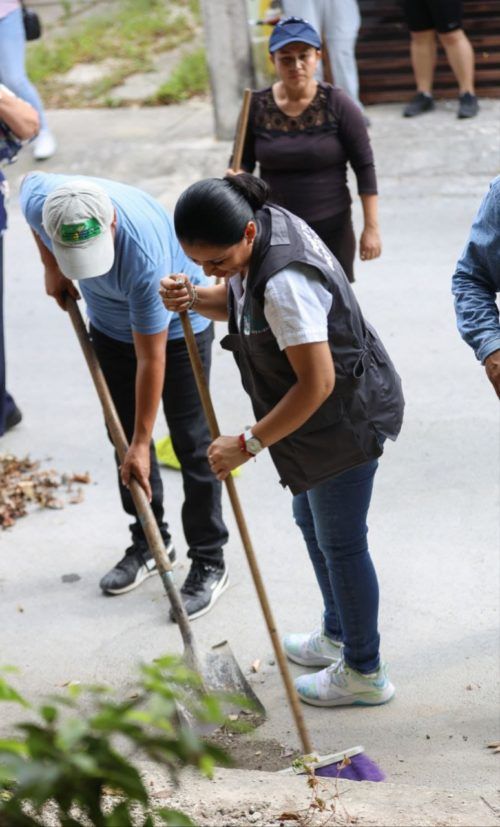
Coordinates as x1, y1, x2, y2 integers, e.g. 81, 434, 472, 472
409, 29, 437, 93
410, 29, 437, 95
403, 28, 437, 114
438, 28, 475, 94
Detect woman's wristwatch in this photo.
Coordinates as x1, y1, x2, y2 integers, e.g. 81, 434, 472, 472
239, 428, 264, 457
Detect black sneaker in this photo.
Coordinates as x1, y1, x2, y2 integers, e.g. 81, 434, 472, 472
100, 539, 176, 595
170, 561, 228, 621
458, 92, 479, 119
5, 404, 22, 432
403, 92, 435, 117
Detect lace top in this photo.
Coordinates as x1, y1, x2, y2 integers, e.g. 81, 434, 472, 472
240, 82, 377, 223
251, 84, 337, 136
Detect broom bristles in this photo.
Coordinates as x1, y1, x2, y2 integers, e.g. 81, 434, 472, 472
315, 751, 385, 782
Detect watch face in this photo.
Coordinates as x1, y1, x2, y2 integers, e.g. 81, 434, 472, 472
246, 434, 263, 455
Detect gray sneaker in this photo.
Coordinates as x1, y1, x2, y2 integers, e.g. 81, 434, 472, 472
403, 92, 434, 117
100, 540, 176, 595
295, 658, 395, 707
283, 626, 343, 667
458, 92, 479, 119
170, 560, 228, 621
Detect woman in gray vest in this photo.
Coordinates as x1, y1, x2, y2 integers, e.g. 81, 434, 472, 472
160, 173, 404, 708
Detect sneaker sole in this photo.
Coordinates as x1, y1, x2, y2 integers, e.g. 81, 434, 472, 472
102, 553, 177, 595
172, 570, 229, 622
296, 686, 395, 708
285, 651, 342, 668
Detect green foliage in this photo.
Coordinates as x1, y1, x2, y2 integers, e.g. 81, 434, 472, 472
25, 0, 195, 85
148, 49, 209, 105
0, 657, 231, 826
0, 670, 29, 708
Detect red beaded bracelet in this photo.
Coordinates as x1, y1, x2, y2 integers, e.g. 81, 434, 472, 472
238, 433, 253, 458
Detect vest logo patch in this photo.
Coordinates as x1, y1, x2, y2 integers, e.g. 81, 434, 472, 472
300, 220, 335, 271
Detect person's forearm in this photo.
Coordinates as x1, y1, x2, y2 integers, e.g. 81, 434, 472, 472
0, 87, 39, 139
132, 357, 166, 446
252, 377, 334, 448
452, 269, 500, 363
31, 228, 57, 267
360, 193, 379, 229
192, 283, 229, 321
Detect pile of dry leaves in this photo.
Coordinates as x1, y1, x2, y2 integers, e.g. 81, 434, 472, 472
0, 454, 90, 529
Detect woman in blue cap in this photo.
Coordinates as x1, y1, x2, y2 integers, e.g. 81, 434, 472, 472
233, 16, 379, 283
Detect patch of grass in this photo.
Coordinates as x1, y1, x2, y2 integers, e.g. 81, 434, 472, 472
26, 0, 195, 85
188, 0, 201, 19
148, 47, 208, 104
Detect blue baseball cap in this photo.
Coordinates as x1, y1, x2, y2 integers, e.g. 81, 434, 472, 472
268, 16, 321, 54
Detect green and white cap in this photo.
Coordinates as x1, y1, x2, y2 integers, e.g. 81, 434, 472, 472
42, 179, 115, 280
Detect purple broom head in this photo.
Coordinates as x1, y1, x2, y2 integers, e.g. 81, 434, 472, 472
315, 750, 385, 782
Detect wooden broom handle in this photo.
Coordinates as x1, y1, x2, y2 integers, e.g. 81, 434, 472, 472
180, 311, 313, 756
231, 88, 252, 172
65, 297, 201, 667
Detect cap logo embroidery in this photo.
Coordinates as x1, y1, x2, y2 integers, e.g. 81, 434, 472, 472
60, 217, 101, 243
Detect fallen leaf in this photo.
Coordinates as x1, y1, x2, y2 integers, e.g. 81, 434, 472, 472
68, 488, 84, 505
70, 472, 91, 484
251, 659, 261, 673
0, 453, 88, 529
45, 497, 64, 510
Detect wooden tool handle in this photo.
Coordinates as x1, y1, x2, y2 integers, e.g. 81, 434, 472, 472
231, 88, 252, 172
66, 297, 200, 668
180, 311, 313, 755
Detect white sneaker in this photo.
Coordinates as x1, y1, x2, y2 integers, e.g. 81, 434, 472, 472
295, 658, 395, 707
33, 128, 57, 161
283, 626, 343, 667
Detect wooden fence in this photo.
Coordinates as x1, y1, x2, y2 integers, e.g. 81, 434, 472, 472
357, 0, 500, 102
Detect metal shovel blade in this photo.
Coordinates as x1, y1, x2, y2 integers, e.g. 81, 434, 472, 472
204, 640, 266, 720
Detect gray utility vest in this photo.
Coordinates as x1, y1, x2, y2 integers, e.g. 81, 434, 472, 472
220, 204, 404, 494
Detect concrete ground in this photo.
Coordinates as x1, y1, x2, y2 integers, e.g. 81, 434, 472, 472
1, 97, 499, 815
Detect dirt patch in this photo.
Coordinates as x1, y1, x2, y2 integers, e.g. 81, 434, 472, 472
210, 727, 300, 772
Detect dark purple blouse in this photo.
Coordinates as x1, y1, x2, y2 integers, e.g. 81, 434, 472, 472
240, 82, 378, 223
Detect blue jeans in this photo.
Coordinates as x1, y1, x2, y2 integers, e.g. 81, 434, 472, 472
0, 9, 47, 129
0, 235, 17, 436
292, 460, 380, 674
282, 0, 362, 107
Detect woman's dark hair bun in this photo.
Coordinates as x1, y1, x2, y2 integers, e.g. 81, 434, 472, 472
223, 173, 270, 212
174, 173, 270, 247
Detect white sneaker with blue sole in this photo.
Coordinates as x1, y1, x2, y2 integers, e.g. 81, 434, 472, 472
295, 658, 395, 707
283, 626, 343, 667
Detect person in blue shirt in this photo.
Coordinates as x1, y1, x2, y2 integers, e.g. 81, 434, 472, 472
452, 176, 500, 399
0, 83, 38, 436
20, 172, 229, 619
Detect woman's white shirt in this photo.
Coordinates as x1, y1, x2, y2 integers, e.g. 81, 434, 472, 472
230, 262, 332, 351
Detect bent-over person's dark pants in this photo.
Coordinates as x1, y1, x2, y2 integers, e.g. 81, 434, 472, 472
90, 322, 228, 566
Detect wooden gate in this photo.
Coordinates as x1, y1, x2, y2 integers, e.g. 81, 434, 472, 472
357, 0, 500, 103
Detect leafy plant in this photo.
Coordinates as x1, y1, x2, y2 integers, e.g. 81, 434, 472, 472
0, 658, 230, 826
26, 0, 195, 85
148, 48, 209, 105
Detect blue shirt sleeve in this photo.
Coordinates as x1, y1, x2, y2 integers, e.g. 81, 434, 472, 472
452, 178, 500, 364
127, 259, 172, 336
19, 172, 47, 240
